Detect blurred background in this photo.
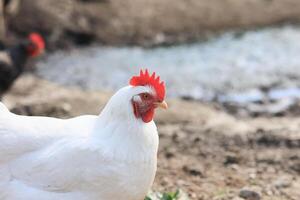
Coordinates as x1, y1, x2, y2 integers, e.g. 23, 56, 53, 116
1, 0, 300, 199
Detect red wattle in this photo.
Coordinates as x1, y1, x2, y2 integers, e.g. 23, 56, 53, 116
142, 108, 155, 123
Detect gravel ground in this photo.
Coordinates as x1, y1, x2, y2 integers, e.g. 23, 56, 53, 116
3, 74, 300, 200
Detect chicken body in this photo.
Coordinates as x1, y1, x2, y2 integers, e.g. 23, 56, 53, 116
0, 86, 159, 200
0, 43, 28, 96
0, 33, 44, 98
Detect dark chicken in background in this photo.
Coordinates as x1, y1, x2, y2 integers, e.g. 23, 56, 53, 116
0, 33, 45, 98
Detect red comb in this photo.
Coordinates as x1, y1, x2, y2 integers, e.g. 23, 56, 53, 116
130, 69, 165, 101
27, 33, 45, 57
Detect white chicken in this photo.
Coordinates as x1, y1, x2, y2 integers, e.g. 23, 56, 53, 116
0, 69, 167, 200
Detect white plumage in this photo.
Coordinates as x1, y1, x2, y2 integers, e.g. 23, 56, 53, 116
0, 85, 161, 200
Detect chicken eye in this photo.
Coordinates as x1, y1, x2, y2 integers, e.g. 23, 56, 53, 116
142, 93, 150, 100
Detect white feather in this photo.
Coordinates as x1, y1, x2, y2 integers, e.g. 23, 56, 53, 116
0, 102, 9, 113
0, 86, 159, 200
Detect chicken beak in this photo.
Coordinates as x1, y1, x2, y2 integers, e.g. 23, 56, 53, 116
155, 101, 168, 110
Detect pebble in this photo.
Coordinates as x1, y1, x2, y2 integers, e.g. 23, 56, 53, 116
224, 153, 240, 165
273, 176, 292, 189
182, 165, 203, 177
239, 189, 261, 200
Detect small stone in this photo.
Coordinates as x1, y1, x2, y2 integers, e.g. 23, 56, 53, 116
182, 165, 203, 177
249, 173, 256, 179
164, 151, 175, 159
224, 153, 240, 165
273, 176, 292, 189
239, 189, 261, 200
233, 197, 244, 200
230, 164, 240, 171
61, 103, 72, 112
266, 190, 273, 196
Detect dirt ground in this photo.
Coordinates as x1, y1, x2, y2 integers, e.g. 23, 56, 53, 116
3, 74, 299, 200
6, 0, 300, 47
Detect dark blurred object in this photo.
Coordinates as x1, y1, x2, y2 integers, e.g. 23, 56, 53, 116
0, 33, 44, 98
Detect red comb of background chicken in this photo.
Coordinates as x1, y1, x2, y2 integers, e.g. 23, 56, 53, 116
27, 33, 45, 57
130, 69, 165, 101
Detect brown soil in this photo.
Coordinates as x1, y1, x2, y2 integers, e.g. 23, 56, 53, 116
6, 0, 300, 47
3, 74, 300, 200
